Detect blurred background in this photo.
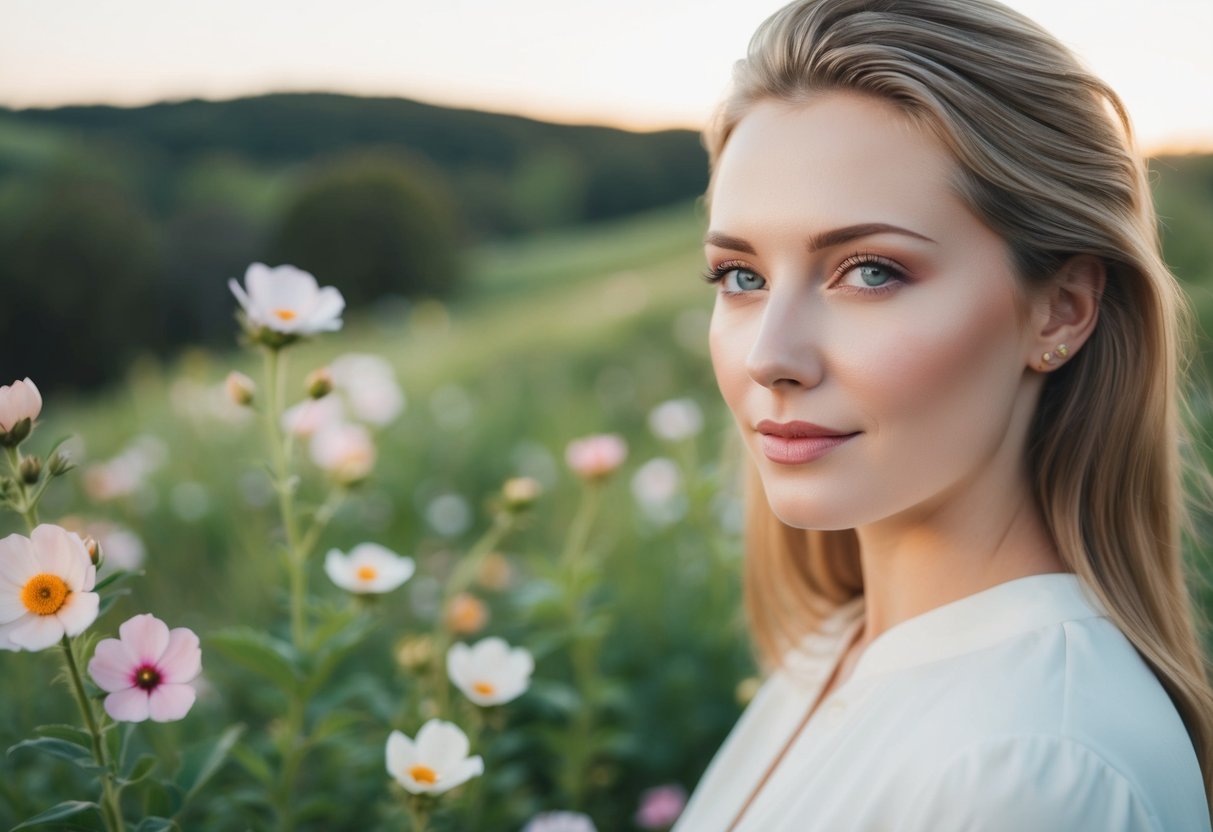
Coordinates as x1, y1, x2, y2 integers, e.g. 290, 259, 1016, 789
1, 1, 1211, 829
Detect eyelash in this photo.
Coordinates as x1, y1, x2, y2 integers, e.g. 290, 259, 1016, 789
700, 251, 908, 297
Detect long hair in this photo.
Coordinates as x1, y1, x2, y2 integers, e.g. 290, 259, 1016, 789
701, 0, 1213, 807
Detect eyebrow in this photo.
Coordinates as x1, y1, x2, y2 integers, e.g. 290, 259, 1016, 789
704, 223, 936, 254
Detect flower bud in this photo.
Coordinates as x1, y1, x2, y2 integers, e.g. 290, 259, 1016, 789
225, 371, 256, 407
565, 433, 628, 481
18, 455, 41, 485
305, 367, 334, 399
443, 592, 489, 635
0, 417, 32, 448
501, 476, 542, 512
47, 450, 75, 477
82, 535, 103, 567
394, 634, 435, 672
476, 552, 514, 592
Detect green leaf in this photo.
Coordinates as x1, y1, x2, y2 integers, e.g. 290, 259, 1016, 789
229, 740, 273, 787
134, 818, 177, 832
208, 627, 300, 689
11, 800, 99, 830
179, 723, 246, 805
94, 569, 145, 592
98, 587, 132, 618
8, 737, 95, 766
120, 752, 158, 786
33, 723, 93, 749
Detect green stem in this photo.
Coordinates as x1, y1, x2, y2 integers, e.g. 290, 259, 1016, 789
61, 637, 124, 831
262, 347, 307, 649
4, 445, 39, 528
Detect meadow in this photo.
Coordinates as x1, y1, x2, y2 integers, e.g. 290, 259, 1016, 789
2, 178, 1212, 830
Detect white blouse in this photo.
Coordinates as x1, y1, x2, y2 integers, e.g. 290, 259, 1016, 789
672, 572, 1210, 831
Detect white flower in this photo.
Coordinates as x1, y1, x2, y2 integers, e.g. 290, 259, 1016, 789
522, 811, 599, 832
282, 395, 345, 438
0, 377, 42, 434
324, 543, 415, 594
329, 353, 405, 426
648, 398, 703, 442
385, 719, 484, 795
309, 421, 376, 484
228, 262, 344, 335
446, 636, 534, 707
0, 525, 99, 651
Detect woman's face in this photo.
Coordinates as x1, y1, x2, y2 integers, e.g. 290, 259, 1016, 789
706, 91, 1040, 530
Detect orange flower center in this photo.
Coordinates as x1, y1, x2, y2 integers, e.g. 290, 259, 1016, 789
272, 308, 298, 321
473, 680, 496, 696
409, 764, 439, 785
21, 573, 69, 616
356, 565, 378, 581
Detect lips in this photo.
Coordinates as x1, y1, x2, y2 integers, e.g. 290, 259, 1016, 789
755, 419, 857, 439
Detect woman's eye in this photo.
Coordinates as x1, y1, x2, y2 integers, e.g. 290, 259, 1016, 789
702, 265, 766, 294
834, 255, 908, 296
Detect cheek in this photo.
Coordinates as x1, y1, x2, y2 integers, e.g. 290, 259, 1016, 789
708, 301, 752, 409
841, 279, 1023, 451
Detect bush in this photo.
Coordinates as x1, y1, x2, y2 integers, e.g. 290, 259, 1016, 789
270, 148, 465, 307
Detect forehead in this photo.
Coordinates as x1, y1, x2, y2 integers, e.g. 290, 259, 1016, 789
709, 92, 964, 236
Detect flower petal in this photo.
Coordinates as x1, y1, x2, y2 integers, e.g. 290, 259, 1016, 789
118, 613, 171, 663
148, 683, 196, 722
229, 276, 253, 312
386, 729, 416, 777
104, 687, 150, 722
32, 524, 87, 591
0, 532, 41, 591
158, 627, 202, 683
9, 613, 65, 651
89, 637, 136, 692
303, 286, 345, 333
446, 643, 471, 687
432, 755, 484, 795
57, 591, 99, 637
416, 719, 470, 774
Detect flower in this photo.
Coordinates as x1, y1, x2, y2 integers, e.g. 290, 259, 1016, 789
225, 371, 256, 407
501, 476, 542, 512
443, 592, 488, 635
282, 395, 345, 438
476, 552, 514, 591
0, 377, 42, 445
0, 525, 99, 652
87, 613, 202, 723
635, 784, 688, 829
310, 421, 376, 484
522, 811, 598, 832
394, 634, 434, 671
329, 353, 405, 426
324, 543, 415, 594
228, 262, 344, 340
565, 434, 627, 481
305, 366, 334, 399
446, 636, 534, 707
385, 719, 484, 795
647, 398, 703, 442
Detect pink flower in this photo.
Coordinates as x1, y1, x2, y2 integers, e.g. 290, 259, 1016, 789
635, 784, 688, 829
564, 434, 627, 480
0, 377, 42, 438
87, 613, 202, 723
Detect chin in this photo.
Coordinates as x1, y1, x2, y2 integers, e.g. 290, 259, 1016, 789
759, 473, 859, 531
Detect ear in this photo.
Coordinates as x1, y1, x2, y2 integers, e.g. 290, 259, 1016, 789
1028, 254, 1106, 373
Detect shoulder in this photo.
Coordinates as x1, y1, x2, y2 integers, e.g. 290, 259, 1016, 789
895, 733, 1167, 832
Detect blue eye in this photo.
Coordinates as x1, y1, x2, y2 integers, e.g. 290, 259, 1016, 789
701, 263, 766, 295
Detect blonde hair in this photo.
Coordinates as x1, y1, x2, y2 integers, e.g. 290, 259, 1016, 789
701, 0, 1213, 809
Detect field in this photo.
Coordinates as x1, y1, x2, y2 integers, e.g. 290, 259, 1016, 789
2, 191, 1212, 831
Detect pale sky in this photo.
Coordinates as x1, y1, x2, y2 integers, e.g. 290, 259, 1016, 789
3, 0, 1211, 154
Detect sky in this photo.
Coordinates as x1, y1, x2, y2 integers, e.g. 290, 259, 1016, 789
3, 0, 1211, 154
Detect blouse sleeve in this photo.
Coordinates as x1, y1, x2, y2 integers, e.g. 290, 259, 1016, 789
893, 734, 1162, 832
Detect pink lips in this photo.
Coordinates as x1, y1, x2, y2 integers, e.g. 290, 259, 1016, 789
755, 420, 859, 464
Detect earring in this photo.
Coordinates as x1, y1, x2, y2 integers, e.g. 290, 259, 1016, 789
1040, 343, 1070, 370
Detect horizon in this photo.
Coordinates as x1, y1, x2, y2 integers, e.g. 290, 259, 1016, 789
3, 0, 1212, 157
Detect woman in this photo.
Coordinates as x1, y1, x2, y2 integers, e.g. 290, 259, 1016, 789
672, 0, 1213, 829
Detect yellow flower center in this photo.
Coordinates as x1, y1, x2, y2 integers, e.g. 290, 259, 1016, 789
409, 764, 439, 785
21, 573, 69, 616
356, 565, 378, 582
272, 308, 298, 321
473, 680, 496, 696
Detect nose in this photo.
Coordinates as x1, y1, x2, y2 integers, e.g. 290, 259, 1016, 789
744, 294, 824, 390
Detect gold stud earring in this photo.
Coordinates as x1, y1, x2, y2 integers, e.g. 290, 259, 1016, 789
1040, 343, 1070, 371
